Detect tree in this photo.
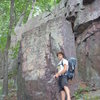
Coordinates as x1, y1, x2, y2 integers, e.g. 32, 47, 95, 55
27, 0, 36, 21
3, 0, 15, 96
0, 0, 61, 97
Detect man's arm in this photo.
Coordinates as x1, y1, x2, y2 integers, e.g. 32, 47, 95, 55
57, 64, 68, 76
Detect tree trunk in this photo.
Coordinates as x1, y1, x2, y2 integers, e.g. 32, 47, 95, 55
15, 1, 29, 29
15, 11, 26, 28
27, 0, 36, 21
1, 53, 5, 79
2, 0, 15, 96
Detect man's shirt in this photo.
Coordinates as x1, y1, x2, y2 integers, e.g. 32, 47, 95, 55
57, 58, 68, 73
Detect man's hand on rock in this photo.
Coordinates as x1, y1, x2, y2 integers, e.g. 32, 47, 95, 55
54, 73, 60, 78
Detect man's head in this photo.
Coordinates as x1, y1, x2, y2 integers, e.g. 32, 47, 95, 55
56, 52, 64, 60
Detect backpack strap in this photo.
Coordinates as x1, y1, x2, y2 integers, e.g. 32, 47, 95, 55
61, 60, 64, 66
61, 59, 69, 76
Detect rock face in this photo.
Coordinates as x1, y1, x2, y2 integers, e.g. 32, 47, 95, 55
76, 20, 100, 87
73, 0, 100, 88
17, 16, 78, 100
16, 0, 100, 99
17, 1, 79, 100
64, 0, 100, 88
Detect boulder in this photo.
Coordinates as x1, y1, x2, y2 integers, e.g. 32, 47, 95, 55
76, 20, 100, 87
15, 0, 100, 99
17, 12, 78, 100
74, 0, 100, 33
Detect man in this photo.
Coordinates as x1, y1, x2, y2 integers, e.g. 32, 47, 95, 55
54, 52, 71, 100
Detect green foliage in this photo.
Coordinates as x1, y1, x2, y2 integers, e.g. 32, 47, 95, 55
35, 0, 61, 13
8, 68, 17, 79
0, 0, 10, 52
8, 80, 14, 89
0, 0, 61, 98
5, 79, 17, 99
74, 86, 90, 99
10, 41, 20, 59
83, 93, 100, 100
0, 35, 7, 52
0, 0, 31, 53
0, 81, 3, 96
14, 0, 33, 23
90, 96, 100, 100
0, 0, 61, 52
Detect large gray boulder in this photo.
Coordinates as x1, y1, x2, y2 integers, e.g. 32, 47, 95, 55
73, 0, 100, 88
17, 16, 78, 100
64, 0, 100, 88
76, 20, 100, 87
15, 0, 100, 99
16, 1, 79, 99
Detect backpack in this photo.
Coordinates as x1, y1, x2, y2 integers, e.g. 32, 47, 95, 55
62, 57, 77, 80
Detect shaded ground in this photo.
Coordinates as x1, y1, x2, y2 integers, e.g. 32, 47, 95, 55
72, 82, 100, 100
78, 89, 100, 100
0, 79, 17, 100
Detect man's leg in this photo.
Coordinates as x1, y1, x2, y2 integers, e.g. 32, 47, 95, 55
64, 86, 71, 100
60, 90, 65, 100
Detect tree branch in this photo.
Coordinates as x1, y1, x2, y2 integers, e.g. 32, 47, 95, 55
27, 0, 36, 21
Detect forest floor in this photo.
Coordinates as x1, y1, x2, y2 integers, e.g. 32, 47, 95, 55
0, 79, 17, 100
77, 89, 100, 100
0, 80, 100, 100
72, 82, 100, 100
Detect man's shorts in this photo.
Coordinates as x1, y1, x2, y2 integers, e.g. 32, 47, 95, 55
58, 75, 68, 92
